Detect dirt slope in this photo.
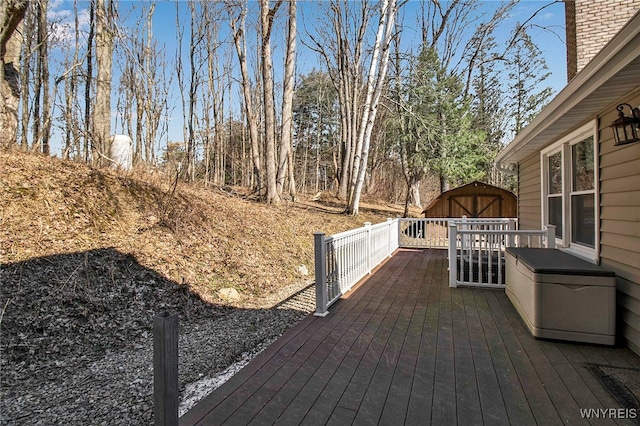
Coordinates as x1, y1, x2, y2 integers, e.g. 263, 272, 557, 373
1, 151, 406, 304
0, 151, 416, 424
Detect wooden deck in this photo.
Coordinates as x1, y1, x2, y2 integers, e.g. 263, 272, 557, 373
181, 249, 640, 425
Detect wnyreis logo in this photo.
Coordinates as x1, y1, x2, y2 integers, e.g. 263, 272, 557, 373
580, 408, 638, 419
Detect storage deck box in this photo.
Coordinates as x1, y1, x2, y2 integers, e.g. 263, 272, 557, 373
505, 248, 616, 345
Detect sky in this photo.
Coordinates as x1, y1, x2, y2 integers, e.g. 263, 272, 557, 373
44, 0, 568, 156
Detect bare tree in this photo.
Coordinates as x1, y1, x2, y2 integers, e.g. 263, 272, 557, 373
260, 0, 284, 204
346, 0, 398, 215
307, 0, 399, 214
83, 0, 95, 162
227, 0, 262, 192
116, 3, 168, 166
276, 0, 297, 200
31, 0, 50, 155
93, 0, 115, 165
200, 1, 226, 186
1, 0, 28, 149
62, 0, 83, 160
306, 0, 374, 200
175, 1, 205, 181
18, 0, 33, 151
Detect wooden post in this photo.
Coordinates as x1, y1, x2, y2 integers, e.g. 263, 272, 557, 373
314, 232, 329, 317
154, 312, 179, 426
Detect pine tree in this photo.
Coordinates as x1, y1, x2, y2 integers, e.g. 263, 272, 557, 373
506, 26, 553, 135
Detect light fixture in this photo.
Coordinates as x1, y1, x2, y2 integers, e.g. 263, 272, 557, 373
611, 103, 640, 146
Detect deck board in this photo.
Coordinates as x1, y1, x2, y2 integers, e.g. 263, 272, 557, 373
181, 249, 640, 426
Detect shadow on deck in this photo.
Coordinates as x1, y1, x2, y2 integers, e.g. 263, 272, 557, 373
181, 249, 640, 425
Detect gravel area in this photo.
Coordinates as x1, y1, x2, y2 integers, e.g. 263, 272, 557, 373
0, 249, 315, 425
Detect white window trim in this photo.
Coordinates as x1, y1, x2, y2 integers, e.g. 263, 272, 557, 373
543, 147, 564, 244
540, 121, 599, 262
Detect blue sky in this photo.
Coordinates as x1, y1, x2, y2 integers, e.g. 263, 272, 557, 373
45, 0, 568, 155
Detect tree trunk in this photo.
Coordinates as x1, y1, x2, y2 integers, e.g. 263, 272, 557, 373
94, 0, 114, 165
186, 2, 200, 182
260, 0, 282, 204
18, 1, 32, 151
229, 3, 262, 193
410, 180, 421, 207
144, 3, 156, 165
276, 0, 296, 200
347, 0, 397, 215
39, 0, 51, 155
84, 0, 94, 162
63, 0, 81, 160
0, 0, 27, 149
31, 0, 44, 153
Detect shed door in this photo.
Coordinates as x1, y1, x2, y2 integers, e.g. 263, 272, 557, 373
449, 195, 503, 218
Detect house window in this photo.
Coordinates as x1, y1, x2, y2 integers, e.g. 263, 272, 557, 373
547, 151, 563, 238
570, 137, 595, 248
541, 123, 597, 258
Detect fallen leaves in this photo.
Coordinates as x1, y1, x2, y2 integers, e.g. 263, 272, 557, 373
0, 150, 414, 371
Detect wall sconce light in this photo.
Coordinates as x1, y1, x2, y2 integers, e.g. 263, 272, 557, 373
611, 103, 640, 146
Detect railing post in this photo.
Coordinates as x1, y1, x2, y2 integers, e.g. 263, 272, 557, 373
545, 225, 556, 248
460, 215, 469, 250
154, 312, 179, 426
387, 218, 394, 256
314, 232, 329, 317
364, 222, 372, 274
448, 223, 458, 288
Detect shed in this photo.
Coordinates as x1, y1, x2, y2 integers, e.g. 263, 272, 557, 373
422, 181, 517, 218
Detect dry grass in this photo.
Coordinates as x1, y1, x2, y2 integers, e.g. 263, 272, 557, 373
0, 151, 419, 308
0, 150, 422, 424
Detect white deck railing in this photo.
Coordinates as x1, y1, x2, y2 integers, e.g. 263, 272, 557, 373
314, 219, 399, 316
448, 222, 556, 288
398, 218, 451, 248
314, 217, 554, 315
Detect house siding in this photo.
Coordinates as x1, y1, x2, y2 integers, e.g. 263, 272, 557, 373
517, 154, 541, 230
515, 91, 640, 353
598, 92, 640, 352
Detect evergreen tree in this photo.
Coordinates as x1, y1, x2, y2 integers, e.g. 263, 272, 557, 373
390, 47, 489, 215
470, 36, 509, 182
506, 26, 553, 135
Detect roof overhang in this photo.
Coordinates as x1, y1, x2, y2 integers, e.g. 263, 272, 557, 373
496, 10, 640, 164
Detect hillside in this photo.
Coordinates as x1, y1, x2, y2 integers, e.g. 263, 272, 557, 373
0, 151, 407, 305
0, 151, 416, 424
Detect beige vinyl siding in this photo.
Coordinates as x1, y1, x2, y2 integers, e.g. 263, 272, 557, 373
598, 92, 640, 352
517, 154, 541, 230
619, 277, 640, 355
